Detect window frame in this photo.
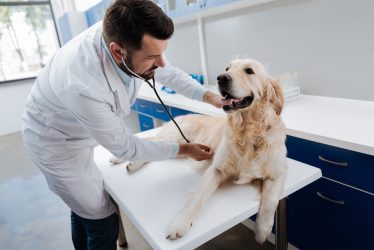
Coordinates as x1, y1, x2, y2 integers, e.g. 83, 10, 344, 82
0, 0, 61, 84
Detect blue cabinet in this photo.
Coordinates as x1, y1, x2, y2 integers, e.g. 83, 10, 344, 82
288, 178, 374, 250
286, 136, 374, 193
170, 106, 195, 117
132, 99, 171, 122
286, 136, 374, 249
138, 114, 154, 131
132, 98, 196, 131
132, 99, 175, 131
132, 99, 195, 122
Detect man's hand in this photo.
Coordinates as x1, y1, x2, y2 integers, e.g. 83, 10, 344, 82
178, 143, 213, 161
203, 91, 223, 109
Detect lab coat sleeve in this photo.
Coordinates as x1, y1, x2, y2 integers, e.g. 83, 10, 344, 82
154, 59, 207, 101
58, 83, 179, 162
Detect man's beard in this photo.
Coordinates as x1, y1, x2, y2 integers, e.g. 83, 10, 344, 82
119, 55, 157, 81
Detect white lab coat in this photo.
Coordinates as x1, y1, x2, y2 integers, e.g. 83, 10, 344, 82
22, 22, 208, 219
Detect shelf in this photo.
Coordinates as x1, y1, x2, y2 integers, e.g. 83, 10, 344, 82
173, 0, 276, 25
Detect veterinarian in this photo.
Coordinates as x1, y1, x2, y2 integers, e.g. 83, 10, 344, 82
22, 0, 222, 249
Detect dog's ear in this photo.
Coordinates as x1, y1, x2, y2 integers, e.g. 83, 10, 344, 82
265, 77, 284, 116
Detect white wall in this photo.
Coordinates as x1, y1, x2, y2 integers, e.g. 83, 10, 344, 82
166, 0, 374, 101
2, 0, 373, 136
0, 80, 34, 136
164, 21, 202, 74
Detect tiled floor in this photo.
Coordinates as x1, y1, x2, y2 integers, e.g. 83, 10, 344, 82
0, 132, 275, 250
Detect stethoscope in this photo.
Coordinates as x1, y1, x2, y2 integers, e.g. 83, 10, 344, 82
121, 54, 191, 143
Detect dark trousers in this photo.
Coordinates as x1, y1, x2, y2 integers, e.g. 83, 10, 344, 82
71, 211, 119, 250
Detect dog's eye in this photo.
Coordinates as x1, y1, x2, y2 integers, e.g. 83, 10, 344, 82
245, 68, 254, 74
225, 67, 229, 71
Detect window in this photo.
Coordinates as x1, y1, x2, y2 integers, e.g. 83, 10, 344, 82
0, 1, 60, 83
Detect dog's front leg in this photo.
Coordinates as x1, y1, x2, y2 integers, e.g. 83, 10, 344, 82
166, 166, 224, 240
255, 173, 286, 244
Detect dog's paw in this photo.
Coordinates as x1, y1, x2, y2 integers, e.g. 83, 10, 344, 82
126, 161, 147, 173
109, 156, 125, 164
166, 214, 193, 240
254, 215, 274, 244
254, 227, 270, 244
234, 178, 249, 185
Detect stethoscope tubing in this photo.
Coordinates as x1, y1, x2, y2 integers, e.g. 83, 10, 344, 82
121, 56, 191, 143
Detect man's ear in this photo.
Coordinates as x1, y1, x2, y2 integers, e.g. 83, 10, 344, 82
109, 42, 126, 64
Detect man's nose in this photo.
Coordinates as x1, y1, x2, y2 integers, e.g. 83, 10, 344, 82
156, 56, 165, 67
217, 73, 232, 86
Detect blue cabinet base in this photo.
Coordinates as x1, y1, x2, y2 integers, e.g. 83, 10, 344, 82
288, 178, 374, 250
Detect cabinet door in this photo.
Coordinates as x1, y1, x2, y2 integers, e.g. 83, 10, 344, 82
170, 106, 195, 117
286, 136, 374, 193
134, 99, 171, 122
138, 114, 154, 132
288, 178, 374, 250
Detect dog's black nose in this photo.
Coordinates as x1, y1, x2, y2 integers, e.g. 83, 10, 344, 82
217, 73, 232, 86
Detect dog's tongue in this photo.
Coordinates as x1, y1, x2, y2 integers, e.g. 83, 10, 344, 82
221, 97, 242, 106
222, 99, 233, 106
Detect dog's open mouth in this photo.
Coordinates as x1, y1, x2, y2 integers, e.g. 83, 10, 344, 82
220, 89, 254, 112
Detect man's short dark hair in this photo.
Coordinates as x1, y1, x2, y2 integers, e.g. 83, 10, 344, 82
103, 0, 174, 50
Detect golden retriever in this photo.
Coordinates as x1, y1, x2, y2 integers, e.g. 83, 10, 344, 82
113, 58, 287, 244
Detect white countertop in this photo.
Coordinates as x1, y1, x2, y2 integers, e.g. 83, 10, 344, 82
137, 83, 374, 156
95, 129, 322, 250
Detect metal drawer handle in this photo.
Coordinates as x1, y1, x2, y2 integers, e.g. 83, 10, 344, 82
143, 124, 150, 128
139, 104, 146, 108
155, 109, 165, 113
317, 192, 345, 205
318, 155, 348, 167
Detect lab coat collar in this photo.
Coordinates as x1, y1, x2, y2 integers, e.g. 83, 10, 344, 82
101, 41, 131, 115
101, 36, 132, 86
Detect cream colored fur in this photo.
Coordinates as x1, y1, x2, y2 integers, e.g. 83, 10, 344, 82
111, 58, 287, 244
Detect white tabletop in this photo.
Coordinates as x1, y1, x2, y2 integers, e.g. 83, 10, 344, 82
282, 95, 374, 156
95, 130, 322, 250
137, 83, 374, 156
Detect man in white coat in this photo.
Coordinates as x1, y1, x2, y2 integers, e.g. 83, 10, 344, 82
22, 0, 223, 249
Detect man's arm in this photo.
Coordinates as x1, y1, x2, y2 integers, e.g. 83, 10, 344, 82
154, 59, 223, 108
202, 90, 223, 108
59, 83, 214, 162
59, 83, 180, 162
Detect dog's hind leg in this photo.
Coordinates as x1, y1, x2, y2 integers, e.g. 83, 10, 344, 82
126, 161, 148, 173
109, 116, 191, 166
254, 173, 286, 244
124, 136, 159, 173
110, 135, 170, 172
166, 166, 226, 240
109, 155, 126, 164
